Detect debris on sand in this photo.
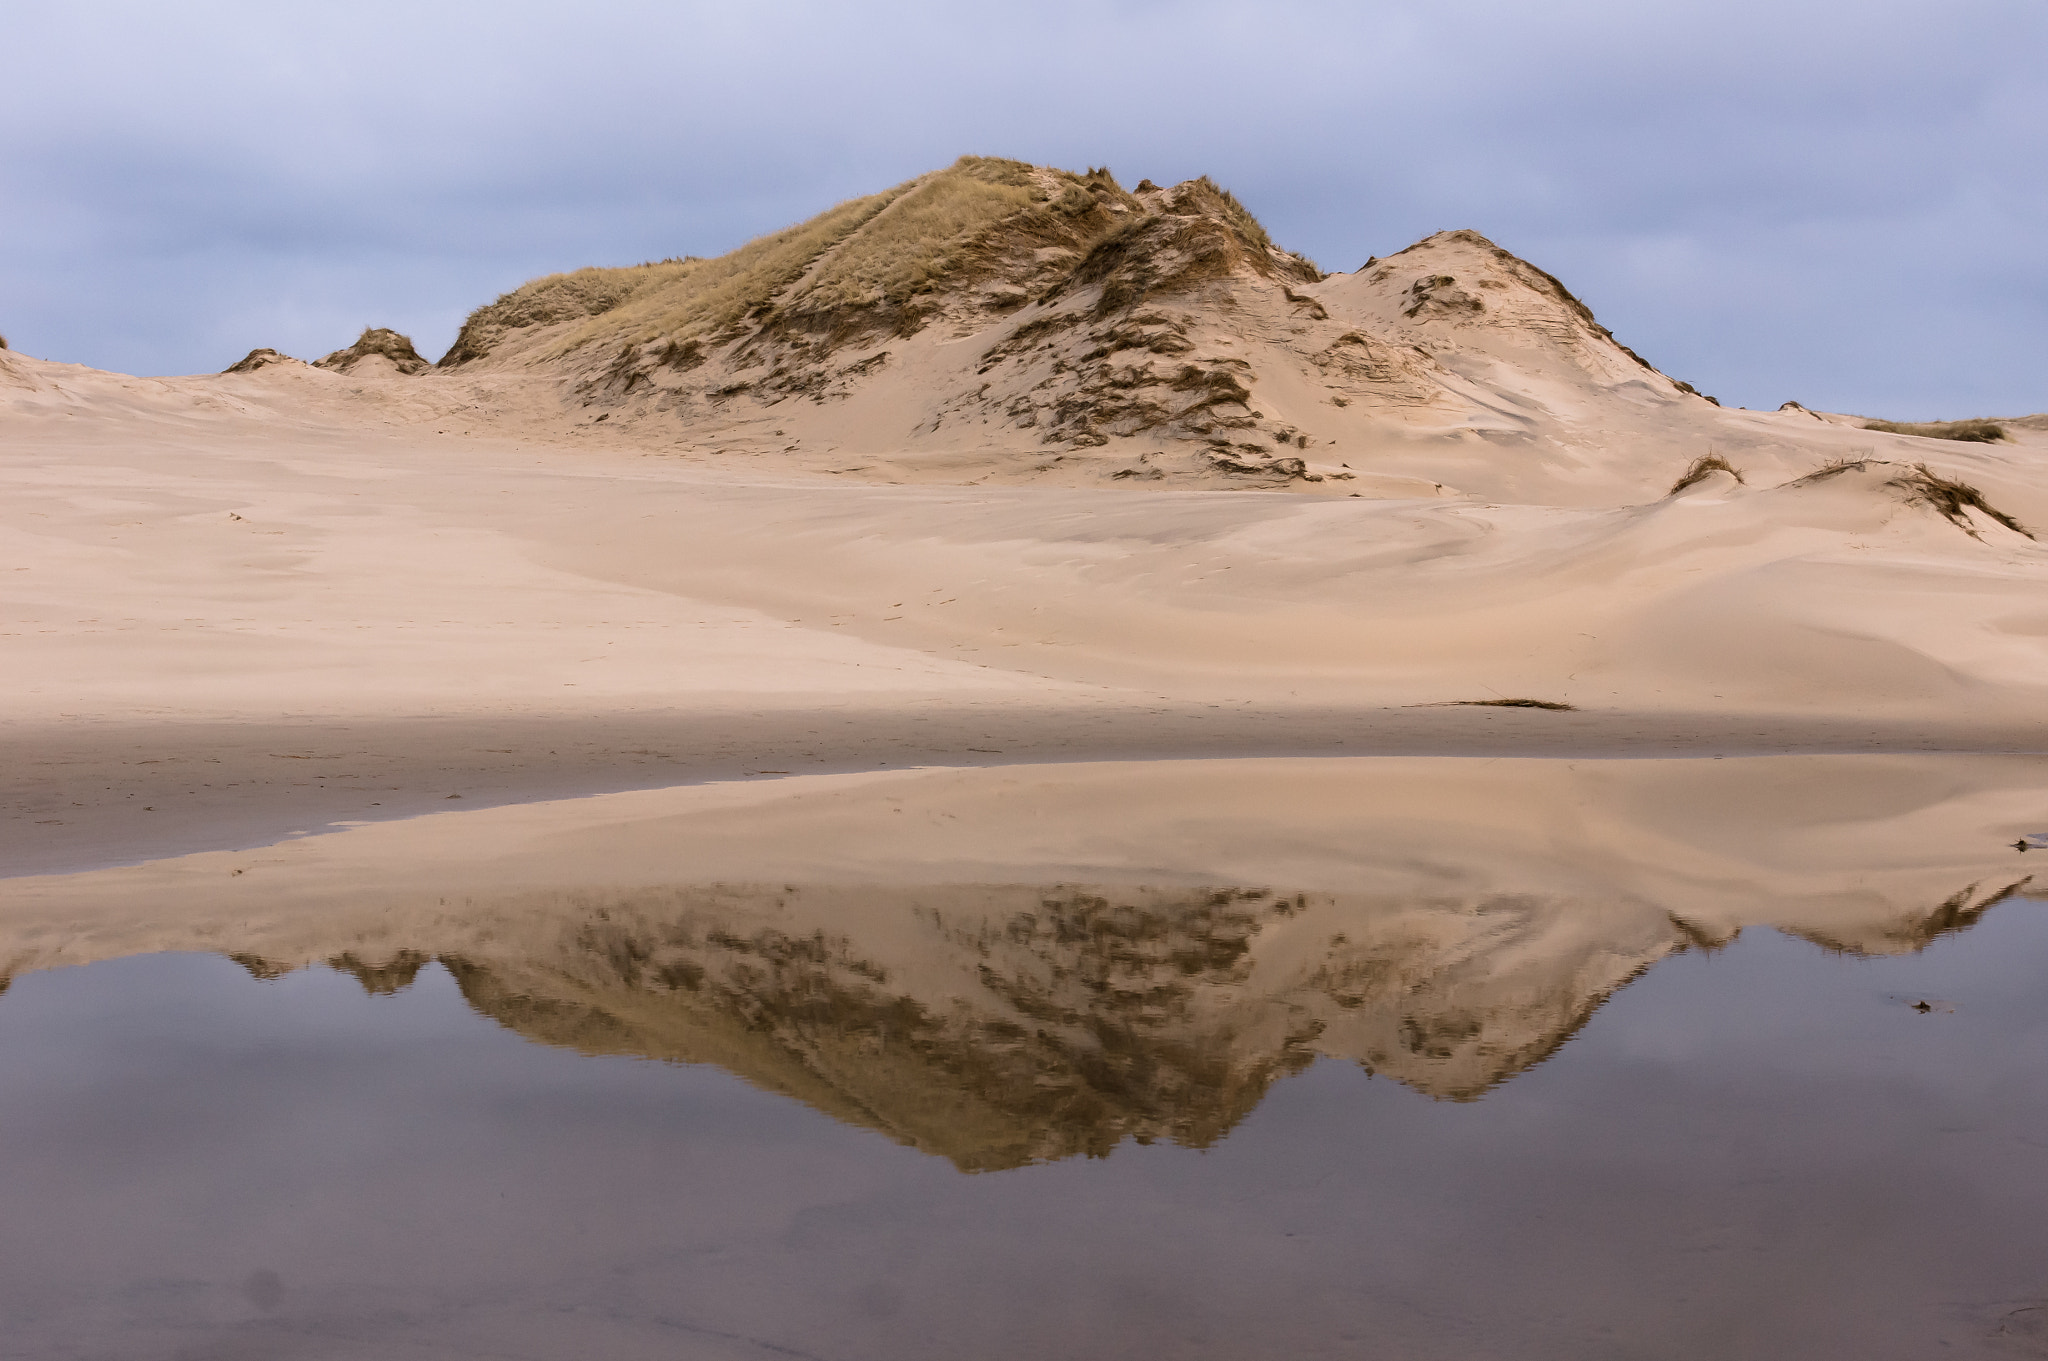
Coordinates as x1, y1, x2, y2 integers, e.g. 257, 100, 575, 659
1407, 698, 1578, 711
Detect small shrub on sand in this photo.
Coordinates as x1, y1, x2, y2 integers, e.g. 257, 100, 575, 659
1862, 418, 2006, 443
1668, 452, 1745, 495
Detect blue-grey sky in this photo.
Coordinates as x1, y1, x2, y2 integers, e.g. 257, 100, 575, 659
2, 0, 2041, 416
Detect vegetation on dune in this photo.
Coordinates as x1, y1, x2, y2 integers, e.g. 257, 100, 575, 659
550, 188, 904, 358
222, 347, 297, 374
442, 155, 1316, 375
795, 157, 1040, 310
1887, 462, 2033, 539
1792, 458, 2032, 540
440, 261, 698, 367
1667, 452, 1746, 495
1862, 418, 2007, 443
317, 327, 430, 375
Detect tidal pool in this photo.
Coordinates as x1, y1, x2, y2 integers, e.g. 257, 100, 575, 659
2, 755, 2045, 1358
0, 883, 2044, 1359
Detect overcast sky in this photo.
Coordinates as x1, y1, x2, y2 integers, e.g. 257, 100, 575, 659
2, 0, 2041, 416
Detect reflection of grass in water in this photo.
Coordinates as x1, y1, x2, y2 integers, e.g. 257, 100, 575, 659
191, 868, 2039, 1164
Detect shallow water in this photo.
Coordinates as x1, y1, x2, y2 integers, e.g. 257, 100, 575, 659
2, 879, 2046, 1359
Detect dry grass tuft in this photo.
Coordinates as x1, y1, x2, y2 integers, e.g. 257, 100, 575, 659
1668, 452, 1745, 494
1863, 418, 2006, 443
1886, 463, 2033, 539
1788, 455, 1872, 485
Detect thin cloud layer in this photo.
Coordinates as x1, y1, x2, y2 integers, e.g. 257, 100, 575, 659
1, 0, 2040, 415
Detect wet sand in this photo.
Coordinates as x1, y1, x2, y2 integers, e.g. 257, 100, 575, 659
10, 706, 2046, 877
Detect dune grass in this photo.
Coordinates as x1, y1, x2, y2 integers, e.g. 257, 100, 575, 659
1886, 463, 2033, 539
1862, 418, 2006, 443
797, 157, 1040, 309
448, 156, 1309, 367
551, 188, 907, 357
1668, 452, 1745, 495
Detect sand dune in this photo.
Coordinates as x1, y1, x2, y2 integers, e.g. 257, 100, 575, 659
3, 157, 2045, 876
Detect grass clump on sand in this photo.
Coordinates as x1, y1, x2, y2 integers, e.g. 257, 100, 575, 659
1886, 463, 2034, 539
1862, 418, 2006, 443
1668, 452, 1746, 494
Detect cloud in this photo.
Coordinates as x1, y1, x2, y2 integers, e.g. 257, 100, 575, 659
1, 0, 2041, 415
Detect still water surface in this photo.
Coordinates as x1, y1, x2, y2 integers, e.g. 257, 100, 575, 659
1, 882, 2045, 1360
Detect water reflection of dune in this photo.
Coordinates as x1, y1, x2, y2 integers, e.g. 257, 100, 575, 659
202, 872, 2033, 1170
5, 755, 2040, 1168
